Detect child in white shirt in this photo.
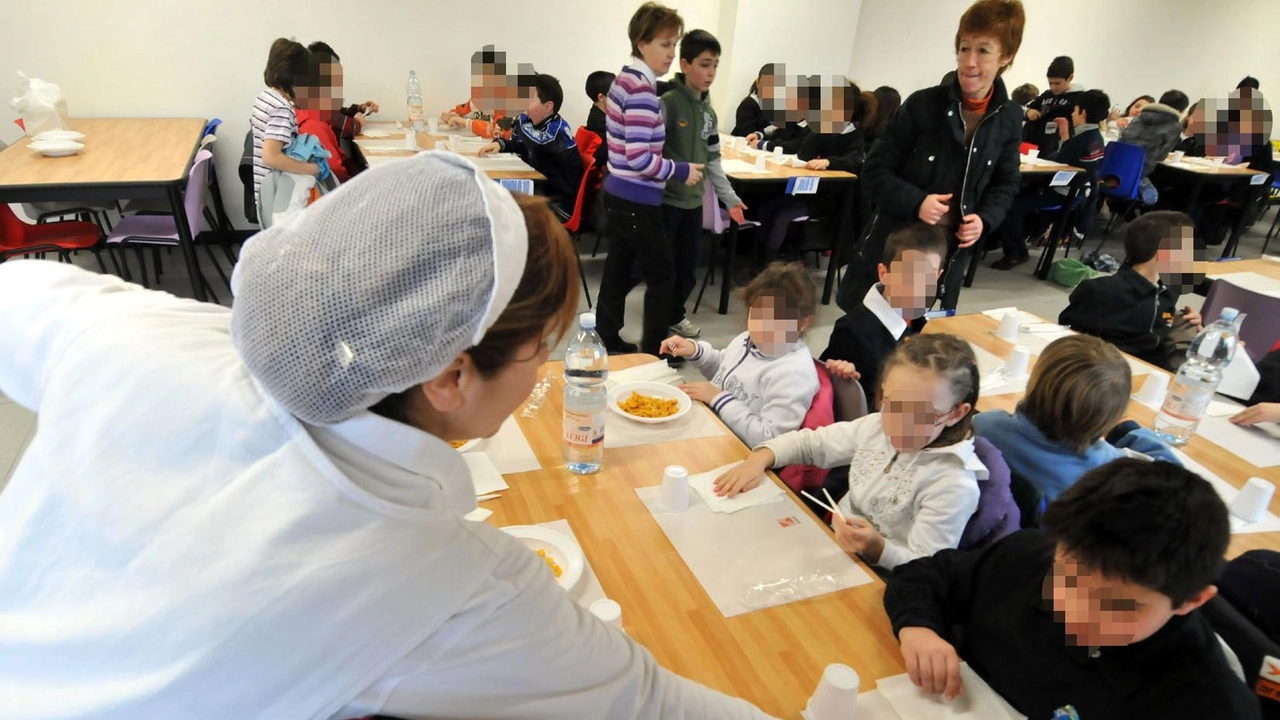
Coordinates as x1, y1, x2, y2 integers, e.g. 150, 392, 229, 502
715, 333, 986, 570
660, 262, 820, 448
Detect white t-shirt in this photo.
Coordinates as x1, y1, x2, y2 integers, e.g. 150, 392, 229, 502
250, 87, 297, 200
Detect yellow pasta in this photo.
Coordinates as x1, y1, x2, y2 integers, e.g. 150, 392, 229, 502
618, 391, 679, 419
536, 548, 563, 578
449, 440, 471, 449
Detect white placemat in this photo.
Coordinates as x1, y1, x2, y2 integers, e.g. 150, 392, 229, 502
463, 452, 509, 495
1206, 271, 1280, 298
606, 360, 683, 389
468, 155, 537, 172
877, 664, 1026, 719
605, 403, 729, 448
536, 519, 609, 608
721, 158, 770, 175
687, 462, 787, 513
801, 689, 903, 720
1171, 448, 1280, 533
463, 416, 542, 475
979, 310, 1151, 375
636, 484, 874, 617
1194, 415, 1280, 468
359, 141, 418, 154
965, 342, 1028, 396
363, 154, 413, 168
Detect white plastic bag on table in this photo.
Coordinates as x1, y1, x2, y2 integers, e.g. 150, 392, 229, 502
10, 71, 69, 136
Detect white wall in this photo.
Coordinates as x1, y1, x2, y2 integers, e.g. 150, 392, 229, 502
850, 0, 1280, 135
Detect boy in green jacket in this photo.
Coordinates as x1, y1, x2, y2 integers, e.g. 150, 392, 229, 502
660, 29, 747, 341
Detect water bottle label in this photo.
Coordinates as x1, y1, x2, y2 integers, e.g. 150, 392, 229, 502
1196, 330, 1221, 359
409, 105, 424, 123
1160, 383, 1212, 421
563, 409, 605, 448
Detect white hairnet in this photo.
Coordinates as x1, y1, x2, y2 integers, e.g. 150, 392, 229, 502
230, 151, 528, 425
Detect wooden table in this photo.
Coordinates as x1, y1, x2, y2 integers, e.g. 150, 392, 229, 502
1204, 257, 1280, 282
354, 126, 546, 181
1156, 160, 1270, 258
0, 118, 209, 300
481, 355, 903, 715
925, 313, 1280, 558
718, 144, 858, 312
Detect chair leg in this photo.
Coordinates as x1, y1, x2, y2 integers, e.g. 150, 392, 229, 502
693, 231, 721, 315
570, 232, 592, 309
202, 243, 232, 292
133, 246, 150, 287
91, 248, 108, 273
108, 246, 125, 277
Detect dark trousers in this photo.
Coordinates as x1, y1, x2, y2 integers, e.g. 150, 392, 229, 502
999, 188, 1062, 257
596, 192, 674, 355
661, 204, 703, 326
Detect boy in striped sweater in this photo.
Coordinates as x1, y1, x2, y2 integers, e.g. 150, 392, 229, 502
595, 2, 704, 356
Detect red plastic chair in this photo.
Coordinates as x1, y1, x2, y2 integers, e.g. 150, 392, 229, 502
564, 129, 603, 308
0, 204, 106, 270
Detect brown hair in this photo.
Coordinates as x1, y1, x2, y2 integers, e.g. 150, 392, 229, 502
1020, 335, 1132, 454
882, 333, 979, 448
263, 38, 309, 99
882, 222, 949, 265
1123, 210, 1194, 266
369, 195, 580, 424
741, 262, 817, 321
954, 0, 1025, 74
628, 2, 684, 58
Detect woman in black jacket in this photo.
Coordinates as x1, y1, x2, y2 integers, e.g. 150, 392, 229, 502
837, 0, 1025, 312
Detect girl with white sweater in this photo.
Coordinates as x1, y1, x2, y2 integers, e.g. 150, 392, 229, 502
660, 263, 820, 449
714, 333, 986, 571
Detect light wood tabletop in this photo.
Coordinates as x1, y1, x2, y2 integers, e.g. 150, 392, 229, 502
720, 144, 856, 181
1019, 161, 1084, 175
354, 129, 546, 181
1204, 257, 1280, 281
0, 118, 206, 188
925, 313, 1280, 558
480, 355, 903, 716
1160, 159, 1270, 178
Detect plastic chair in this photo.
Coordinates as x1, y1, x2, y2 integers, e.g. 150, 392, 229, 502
829, 373, 868, 423
692, 181, 760, 314
106, 150, 225, 300
239, 130, 258, 225
0, 204, 107, 270
1095, 141, 1147, 240
1201, 279, 1280, 364
562, 158, 601, 309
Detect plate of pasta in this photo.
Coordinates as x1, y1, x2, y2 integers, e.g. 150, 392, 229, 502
607, 381, 691, 425
501, 525, 585, 591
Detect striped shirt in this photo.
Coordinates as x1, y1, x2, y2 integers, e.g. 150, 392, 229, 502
250, 88, 297, 201
603, 58, 689, 206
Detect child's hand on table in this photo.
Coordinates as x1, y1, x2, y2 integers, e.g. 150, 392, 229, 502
679, 381, 720, 404
659, 335, 697, 358
712, 449, 774, 497
898, 627, 965, 700
824, 359, 860, 380
477, 142, 501, 156
746, 134, 761, 149
447, 116, 468, 129
806, 158, 830, 171
1231, 402, 1280, 426
831, 515, 885, 563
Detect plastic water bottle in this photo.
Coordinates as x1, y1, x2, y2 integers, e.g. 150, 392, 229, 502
1154, 307, 1240, 445
563, 312, 608, 474
406, 70, 424, 132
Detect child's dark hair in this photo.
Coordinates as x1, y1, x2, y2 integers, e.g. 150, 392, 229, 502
741, 262, 816, 323
628, 2, 684, 59
864, 86, 901, 137
1043, 458, 1229, 606
307, 41, 339, 62
882, 222, 949, 265
1124, 94, 1155, 115
750, 63, 782, 94
532, 74, 564, 114
471, 45, 507, 75
1158, 89, 1190, 113
679, 29, 720, 63
585, 71, 615, 102
263, 38, 309, 99
1074, 89, 1110, 124
1123, 210, 1193, 266
1047, 55, 1074, 79
883, 333, 979, 448
841, 81, 877, 126
1010, 82, 1039, 106
1021, 335, 1131, 454
1238, 76, 1260, 90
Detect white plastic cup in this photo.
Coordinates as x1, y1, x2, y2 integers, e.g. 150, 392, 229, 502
1133, 373, 1171, 406
404, 131, 418, 150
806, 663, 860, 720
754, 154, 768, 172
1168, 150, 1185, 163
449, 135, 460, 153
426, 117, 439, 134
659, 465, 690, 512
1025, 148, 1040, 160
590, 598, 623, 629
1004, 346, 1031, 379
995, 311, 1021, 341
1230, 478, 1276, 524
772, 146, 784, 157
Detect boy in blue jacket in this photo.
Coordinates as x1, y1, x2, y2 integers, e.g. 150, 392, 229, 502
480, 73, 583, 216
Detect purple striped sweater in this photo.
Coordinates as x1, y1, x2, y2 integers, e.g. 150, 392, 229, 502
604, 58, 690, 206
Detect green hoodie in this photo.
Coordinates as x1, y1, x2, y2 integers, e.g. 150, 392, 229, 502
660, 74, 720, 209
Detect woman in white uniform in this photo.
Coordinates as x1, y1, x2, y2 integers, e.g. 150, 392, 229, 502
0, 153, 775, 720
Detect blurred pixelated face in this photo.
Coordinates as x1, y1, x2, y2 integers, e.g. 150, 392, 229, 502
1128, 99, 1150, 117
294, 61, 344, 115
813, 78, 850, 134
1155, 226, 1199, 292
1198, 92, 1274, 157
1047, 77, 1071, 95
878, 250, 942, 318
879, 365, 964, 452
1049, 550, 1177, 647
681, 50, 718, 94
782, 78, 805, 123
955, 35, 1008, 100
470, 61, 503, 113
758, 68, 788, 124
637, 31, 679, 77
747, 295, 805, 357
526, 89, 554, 125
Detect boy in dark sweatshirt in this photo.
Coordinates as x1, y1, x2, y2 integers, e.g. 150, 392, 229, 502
993, 89, 1109, 268
584, 70, 614, 170
1024, 56, 1083, 154
480, 73, 583, 215
884, 458, 1260, 719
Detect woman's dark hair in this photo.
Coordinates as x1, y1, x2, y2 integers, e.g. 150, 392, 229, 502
263, 38, 309, 99
679, 29, 720, 63
1123, 210, 1194, 266
1124, 94, 1155, 116
864, 86, 901, 138
1043, 458, 1230, 606
628, 2, 684, 58
842, 81, 877, 126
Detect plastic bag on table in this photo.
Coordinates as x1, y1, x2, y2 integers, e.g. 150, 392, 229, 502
10, 72, 69, 137
739, 571, 840, 611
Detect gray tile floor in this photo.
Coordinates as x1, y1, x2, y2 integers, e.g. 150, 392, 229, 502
2, 214, 1272, 491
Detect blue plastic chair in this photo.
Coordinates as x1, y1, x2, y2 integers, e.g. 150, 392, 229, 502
1096, 141, 1146, 238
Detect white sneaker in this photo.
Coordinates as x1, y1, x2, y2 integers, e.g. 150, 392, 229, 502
669, 319, 701, 339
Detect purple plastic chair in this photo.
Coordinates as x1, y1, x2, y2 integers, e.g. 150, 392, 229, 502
107, 150, 224, 299
1202, 278, 1280, 364
693, 181, 760, 314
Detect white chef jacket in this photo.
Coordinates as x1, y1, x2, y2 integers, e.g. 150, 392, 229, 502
0, 262, 774, 720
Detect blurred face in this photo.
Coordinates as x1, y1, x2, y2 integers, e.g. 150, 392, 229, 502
955, 34, 1009, 100
1128, 99, 1150, 117
1047, 77, 1071, 95
637, 31, 679, 76
1049, 549, 1212, 647
681, 50, 718, 93
746, 295, 810, 357
877, 249, 943, 319
879, 364, 969, 452
758, 74, 777, 100
294, 60, 344, 115
526, 90, 554, 125
1155, 226, 1199, 293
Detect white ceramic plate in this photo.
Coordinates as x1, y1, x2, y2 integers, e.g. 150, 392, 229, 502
607, 381, 692, 425
34, 130, 84, 143
29, 140, 83, 157
501, 525, 584, 591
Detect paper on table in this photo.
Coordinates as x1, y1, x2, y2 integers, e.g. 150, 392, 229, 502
877, 664, 1026, 720
636, 485, 873, 617
468, 155, 535, 172
1206, 271, 1280, 298
359, 141, 417, 153
801, 690, 903, 720
605, 360, 683, 389
464, 416, 541, 475
463, 507, 493, 522
1194, 415, 1280, 468
964, 342, 1027, 395
605, 403, 728, 448
686, 462, 787, 514
1206, 398, 1245, 417
537, 519, 609, 609
1218, 350, 1261, 401
721, 158, 770, 175
363, 154, 413, 168
1170, 448, 1280, 533
462, 452, 509, 495
359, 129, 391, 138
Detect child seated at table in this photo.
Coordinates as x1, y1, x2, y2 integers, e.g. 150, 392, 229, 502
478, 73, 582, 216
883, 458, 1259, 718
713, 333, 986, 571
294, 46, 356, 184
440, 45, 516, 140
1117, 89, 1189, 206
974, 334, 1178, 501
1059, 211, 1202, 370
821, 222, 946, 408
584, 70, 615, 169
659, 262, 819, 448
251, 38, 320, 209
